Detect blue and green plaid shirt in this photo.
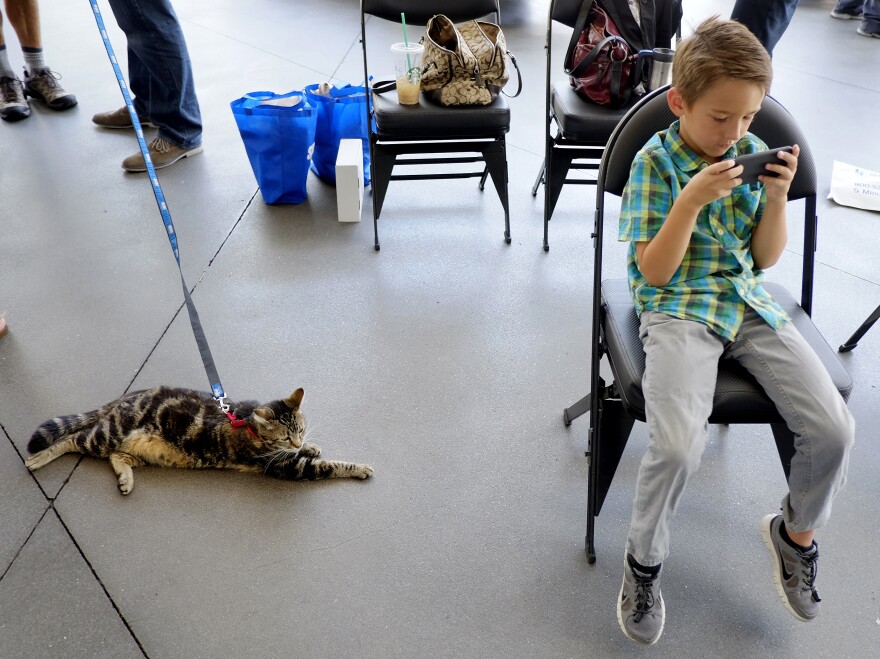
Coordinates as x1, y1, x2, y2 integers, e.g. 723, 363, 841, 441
618, 119, 789, 341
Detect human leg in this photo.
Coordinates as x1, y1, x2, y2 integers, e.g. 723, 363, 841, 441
728, 309, 854, 620
626, 313, 723, 565
731, 0, 800, 54
104, 0, 201, 149
619, 313, 722, 645
858, 0, 880, 36
728, 310, 854, 534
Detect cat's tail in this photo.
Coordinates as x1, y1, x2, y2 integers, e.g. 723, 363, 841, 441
28, 411, 102, 453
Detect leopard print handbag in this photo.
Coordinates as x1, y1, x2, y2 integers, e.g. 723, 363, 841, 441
419, 14, 522, 107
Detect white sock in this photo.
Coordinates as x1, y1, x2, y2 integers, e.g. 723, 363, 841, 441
0, 46, 17, 79
22, 47, 47, 74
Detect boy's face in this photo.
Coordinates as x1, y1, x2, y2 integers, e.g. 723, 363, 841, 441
668, 79, 765, 163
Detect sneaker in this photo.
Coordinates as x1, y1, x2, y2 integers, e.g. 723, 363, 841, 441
617, 554, 665, 645
831, 0, 864, 18
23, 68, 77, 111
761, 514, 822, 622
122, 136, 203, 172
0, 76, 30, 122
92, 105, 156, 129
857, 20, 880, 37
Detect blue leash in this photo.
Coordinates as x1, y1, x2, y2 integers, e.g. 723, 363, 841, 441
88, 0, 231, 412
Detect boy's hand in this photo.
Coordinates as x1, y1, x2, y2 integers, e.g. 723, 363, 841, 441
679, 160, 744, 210
761, 144, 799, 202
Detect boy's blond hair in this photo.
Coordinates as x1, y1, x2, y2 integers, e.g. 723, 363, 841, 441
672, 17, 772, 107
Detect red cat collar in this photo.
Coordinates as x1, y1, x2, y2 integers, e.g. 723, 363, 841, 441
226, 412, 259, 440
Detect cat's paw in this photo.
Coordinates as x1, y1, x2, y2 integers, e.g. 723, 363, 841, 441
117, 475, 134, 495
298, 443, 321, 458
354, 464, 373, 480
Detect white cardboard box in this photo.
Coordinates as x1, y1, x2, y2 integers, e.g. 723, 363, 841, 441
336, 139, 364, 222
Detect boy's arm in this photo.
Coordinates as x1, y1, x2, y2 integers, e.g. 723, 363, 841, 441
750, 145, 799, 270
636, 159, 744, 287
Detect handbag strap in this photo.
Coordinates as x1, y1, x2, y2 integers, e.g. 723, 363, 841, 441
566, 34, 631, 79
502, 52, 523, 98
565, 0, 597, 72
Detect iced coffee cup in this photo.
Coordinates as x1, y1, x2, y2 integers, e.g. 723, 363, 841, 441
391, 42, 423, 105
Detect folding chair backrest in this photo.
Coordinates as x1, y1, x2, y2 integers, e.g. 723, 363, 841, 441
362, 0, 499, 25
551, 0, 588, 28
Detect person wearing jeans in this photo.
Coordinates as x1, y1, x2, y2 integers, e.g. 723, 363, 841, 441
730, 0, 799, 54
92, 0, 203, 171
831, 0, 880, 38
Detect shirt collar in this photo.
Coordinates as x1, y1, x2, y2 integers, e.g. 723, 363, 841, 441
662, 120, 737, 174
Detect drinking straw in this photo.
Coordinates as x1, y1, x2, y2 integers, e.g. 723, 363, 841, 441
401, 12, 412, 73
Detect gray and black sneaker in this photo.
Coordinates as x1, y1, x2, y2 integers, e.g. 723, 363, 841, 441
0, 76, 30, 122
617, 554, 665, 645
23, 68, 77, 111
761, 514, 821, 622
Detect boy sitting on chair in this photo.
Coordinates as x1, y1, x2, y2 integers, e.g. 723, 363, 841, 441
616, 17, 855, 645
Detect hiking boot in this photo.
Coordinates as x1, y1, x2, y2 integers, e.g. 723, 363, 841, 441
23, 68, 77, 111
0, 76, 30, 122
92, 105, 156, 129
761, 514, 822, 622
831, 1, 864, 18
122, 136, 203, 172
617, 554, 665, 645
857, 20, 880, 37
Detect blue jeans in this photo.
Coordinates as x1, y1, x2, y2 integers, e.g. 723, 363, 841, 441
626, 309, 854, 567
731, 0, 799, 54
105, 0, 202, 148
835, 0, 880, 23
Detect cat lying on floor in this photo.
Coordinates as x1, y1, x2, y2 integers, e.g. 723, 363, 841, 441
25, 386, 372, 494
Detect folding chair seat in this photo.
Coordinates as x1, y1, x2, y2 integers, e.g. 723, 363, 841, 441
361, 0, 512, 251
533, 0, 681, 252
561, 87, 854, 564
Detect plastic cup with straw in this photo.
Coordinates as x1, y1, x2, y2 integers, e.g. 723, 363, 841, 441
391, 12, 423, 104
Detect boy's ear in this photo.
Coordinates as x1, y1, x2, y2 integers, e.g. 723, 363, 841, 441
667, 87, 686, 118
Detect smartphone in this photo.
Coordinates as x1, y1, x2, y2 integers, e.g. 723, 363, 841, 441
734, 146, 794, 186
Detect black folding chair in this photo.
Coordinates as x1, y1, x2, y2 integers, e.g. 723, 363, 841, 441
562, 87, 854, 563
532, 0, 680, 252
360, 0, 512, 250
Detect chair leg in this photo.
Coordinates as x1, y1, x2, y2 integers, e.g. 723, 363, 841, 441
369, 144, 397, 251
586, 397, 636, 563
479, 165, 489, 191
770, 423, 796, 481
482, 139, 511, 244
839, 302, 880, 352
543, 148, 575, 252
531, 159, 545, 197
563, 393, 591, 426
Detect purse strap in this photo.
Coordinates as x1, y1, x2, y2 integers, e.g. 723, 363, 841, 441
564, 0, 597, 73
566, 34, 631, 79
502, 52, 522, 98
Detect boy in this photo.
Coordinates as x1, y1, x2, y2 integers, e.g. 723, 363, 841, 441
616, 17, 854, 645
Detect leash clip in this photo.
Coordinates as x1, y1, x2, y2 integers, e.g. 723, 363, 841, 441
215, 396, 231, 414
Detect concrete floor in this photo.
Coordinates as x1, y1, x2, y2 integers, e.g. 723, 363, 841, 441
1, 0, 879, 657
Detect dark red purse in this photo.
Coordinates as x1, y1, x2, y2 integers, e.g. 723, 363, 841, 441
565, 0, 638, 108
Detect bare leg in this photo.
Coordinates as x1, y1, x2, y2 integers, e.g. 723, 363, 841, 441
3, 0, 41, 48
25, 436, 81, 470
788, 528, 816, 548
109, 451, 143, 495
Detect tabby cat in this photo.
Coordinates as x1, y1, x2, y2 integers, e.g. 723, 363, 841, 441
26, 386, 372, 494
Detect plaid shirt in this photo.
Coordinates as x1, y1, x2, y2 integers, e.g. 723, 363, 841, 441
619, 120, 789, 341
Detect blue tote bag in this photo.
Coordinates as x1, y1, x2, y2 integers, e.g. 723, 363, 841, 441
230, 90, 317, 204
304, 83, 371, 186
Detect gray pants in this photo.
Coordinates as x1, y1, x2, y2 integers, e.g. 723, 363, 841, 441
626, 309, 855, 567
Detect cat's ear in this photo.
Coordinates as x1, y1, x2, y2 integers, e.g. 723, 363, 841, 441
285, 388, 304, 410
